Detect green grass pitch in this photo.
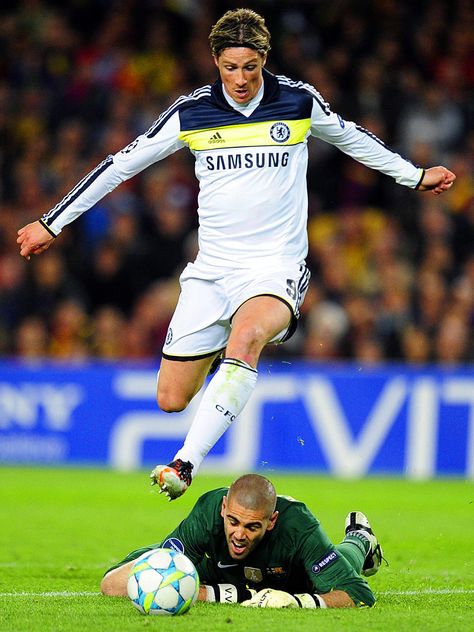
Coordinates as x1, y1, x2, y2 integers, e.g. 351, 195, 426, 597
0, 467, 473, 631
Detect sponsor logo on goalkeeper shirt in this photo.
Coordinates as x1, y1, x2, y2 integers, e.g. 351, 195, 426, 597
217, 561, 239, 569
311, 550, 339, 573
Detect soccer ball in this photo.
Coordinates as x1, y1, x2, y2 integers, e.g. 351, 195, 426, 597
127, 548, 200, 615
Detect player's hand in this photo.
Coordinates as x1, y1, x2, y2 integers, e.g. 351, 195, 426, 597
417, 166, 456, 195
241, 588, 299, 608
17, 221, 55, 260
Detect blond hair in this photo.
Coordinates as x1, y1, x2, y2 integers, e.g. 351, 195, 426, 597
209, 8, 271, 57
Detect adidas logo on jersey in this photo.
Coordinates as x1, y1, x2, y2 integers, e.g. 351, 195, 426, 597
208, 131, 225, 144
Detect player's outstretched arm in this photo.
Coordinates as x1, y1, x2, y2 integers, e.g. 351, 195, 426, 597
101, 561, 135, 596
417, 166, 456, 194
199, 583, 256, 603
17, 220, 55, 260
241, 587, 354, 608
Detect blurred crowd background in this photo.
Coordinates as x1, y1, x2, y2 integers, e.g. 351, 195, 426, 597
0, 0, 472, 364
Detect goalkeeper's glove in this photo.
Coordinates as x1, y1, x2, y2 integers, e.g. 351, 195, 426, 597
242, 588, 327, 609
241, 588, 298, 608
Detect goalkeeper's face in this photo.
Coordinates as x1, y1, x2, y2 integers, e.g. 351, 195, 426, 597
221, 496, 278, 560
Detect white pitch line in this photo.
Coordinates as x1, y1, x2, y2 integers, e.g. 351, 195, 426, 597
379, 589, 474, 595
0, 562, 106, 569
0, 589, 473, 598
0, 591, 99, 597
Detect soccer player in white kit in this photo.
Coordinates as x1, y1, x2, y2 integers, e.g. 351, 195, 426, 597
17, 9, 456, 499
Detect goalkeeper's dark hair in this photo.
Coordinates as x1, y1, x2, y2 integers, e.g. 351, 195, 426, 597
228, 474, 277, 518
209, 8, 271, 57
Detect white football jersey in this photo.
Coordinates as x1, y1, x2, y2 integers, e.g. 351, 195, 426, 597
40, 70, 423, 269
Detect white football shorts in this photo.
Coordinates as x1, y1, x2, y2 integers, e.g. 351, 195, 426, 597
162, 261, 311, 360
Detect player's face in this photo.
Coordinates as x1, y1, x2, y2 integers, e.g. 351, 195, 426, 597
221, 496, 278, 560
214, 48, 266, 104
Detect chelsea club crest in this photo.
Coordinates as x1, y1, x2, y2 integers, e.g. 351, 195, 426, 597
270, 122, 290, 143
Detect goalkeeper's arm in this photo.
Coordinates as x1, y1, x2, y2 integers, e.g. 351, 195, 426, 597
199, 585, 355, 608
242, 587, 357, 608
198, 583, 255, 604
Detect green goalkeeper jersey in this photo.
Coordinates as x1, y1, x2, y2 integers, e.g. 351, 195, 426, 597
110, 488, 375, 607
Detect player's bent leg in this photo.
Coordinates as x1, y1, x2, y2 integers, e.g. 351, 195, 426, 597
157, 354, 219, 412
343, 511, 384, 577
155, 297, 289, 499
152, 354, 219, 499
100, 561, 134, 596
153, 358, 259, 500
227, 295, 292, 366
152, 298, 291, 501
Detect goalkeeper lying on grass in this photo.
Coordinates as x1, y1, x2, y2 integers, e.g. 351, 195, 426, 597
101, 474, 382, 608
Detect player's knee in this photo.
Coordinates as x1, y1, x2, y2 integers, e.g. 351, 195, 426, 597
157, 389, 190, 413
230, 322, 266, 354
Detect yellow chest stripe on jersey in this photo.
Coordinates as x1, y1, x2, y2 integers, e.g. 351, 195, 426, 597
179, 118, 311, 151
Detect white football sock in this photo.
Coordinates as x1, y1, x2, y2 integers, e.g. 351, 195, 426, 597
174, 358, 258, 474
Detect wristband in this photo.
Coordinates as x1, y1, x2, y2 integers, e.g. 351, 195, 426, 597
293, 593, 327, 609
203, 585, 217, 602
204, 583, 254, 603
39, 219, 58, 238
415, 168, 425, 190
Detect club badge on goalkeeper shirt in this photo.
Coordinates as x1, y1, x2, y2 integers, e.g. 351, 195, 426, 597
244, 567, 263, 583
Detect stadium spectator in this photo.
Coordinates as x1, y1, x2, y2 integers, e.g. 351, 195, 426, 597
434, 312, 471, 364
89, 305, 126, 359
18, 249, 87, 325
13, 315, 49, 359
398, 83, 465, 160
85, 239, 137, 315
101, 473, 382, 609
48, 298, 91, 360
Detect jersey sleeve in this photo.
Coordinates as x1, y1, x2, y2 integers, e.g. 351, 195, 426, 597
103, 490, 222, 577
40, 110, 185, 236
157, 490, 224, 567
160, 504, 210, 565
309, 93, 423, 189
288, 503, 376, 607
